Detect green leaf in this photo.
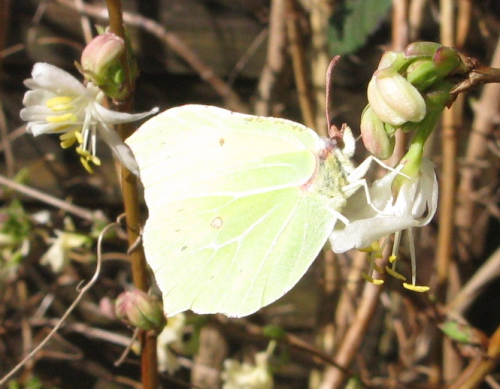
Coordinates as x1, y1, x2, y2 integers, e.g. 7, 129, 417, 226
327, 0, 392, 55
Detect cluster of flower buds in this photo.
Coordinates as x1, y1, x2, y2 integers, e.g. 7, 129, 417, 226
361, 42, 469, 160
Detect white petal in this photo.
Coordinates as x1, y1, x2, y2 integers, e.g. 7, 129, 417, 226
28, 122, 78, 135
31, 63, 88, 96
413, 158, 438, 225
330, 216, 415, 253
97, 123, 140, 176
20, 106, 53, 122
94, 104, 159, 125
22, 89, 55, 106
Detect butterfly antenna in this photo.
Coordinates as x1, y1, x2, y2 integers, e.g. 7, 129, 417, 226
325, 56, 344, 143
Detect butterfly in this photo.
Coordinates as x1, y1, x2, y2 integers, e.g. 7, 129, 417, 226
125, 103, 378, 317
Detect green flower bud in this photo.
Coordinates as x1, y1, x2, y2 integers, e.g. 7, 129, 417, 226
404, 41, 442, 58
368, 72, 426, 126
406, 46, 467, 90
360, 105, 395, 159
80, 32, 125, 87
115, 290, 166, 332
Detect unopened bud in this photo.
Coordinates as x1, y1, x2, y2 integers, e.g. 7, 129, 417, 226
404, 41, 442, 58
360, 106, 395, 159
115, 290, 166, 332
368, 72, 426, 126
81, 33, 125, 86
407, 46, 466, 90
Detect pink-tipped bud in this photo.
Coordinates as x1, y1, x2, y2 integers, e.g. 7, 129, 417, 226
115, 290, 166, 332
360, 106, 395, 159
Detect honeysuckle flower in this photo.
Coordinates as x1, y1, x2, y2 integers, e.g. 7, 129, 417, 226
20, 63, 158, 175
157, 313, 186, 374
330, 158, 438, 290
221, 351, 273, 389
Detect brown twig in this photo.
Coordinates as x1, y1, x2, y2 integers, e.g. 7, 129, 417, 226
105, 1, 159, 387
285, 0, 316, 130
254, 0, 286, 117
0, 174, 97, 220
455, 35, 500, 261
320, 264, 387, 388
448, 325, 500, 389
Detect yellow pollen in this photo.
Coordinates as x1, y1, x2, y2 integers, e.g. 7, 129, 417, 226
403, 283, 430, 292
46, 113, 78, 123
76, 147, 91, 157
362, 273, 384, 285
60, 137, 76, 149
74, 131, 83, 144
90, 155, 102, 166
46, 96, 74, 112
385, 266, 406, 281
80, 157, 94, 173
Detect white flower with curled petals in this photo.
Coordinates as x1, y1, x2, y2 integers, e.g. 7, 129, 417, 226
330, 158, 438, 291
20, 63, 158, 174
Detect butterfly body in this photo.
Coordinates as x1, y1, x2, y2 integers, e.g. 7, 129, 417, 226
126, 105, 355, 317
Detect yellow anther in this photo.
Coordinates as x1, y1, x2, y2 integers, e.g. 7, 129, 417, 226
80, 157, 94, 173
60, 137, 76, 149
403, 283, 430, 292
76, 147, 91, 157
74, 131, 83, 144
46, 113, 77, 123
366, 256, 384, 273
46, 96, 74, 112
360, 241, 381, 253
90, 155, 102, 166
385, 266, 406, 281
59, 131, 75, 140
389, 255, 397, 263
362, 272, 384, 285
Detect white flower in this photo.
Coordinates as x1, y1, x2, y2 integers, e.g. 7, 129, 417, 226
20, 63, 158, 175
222, 351, 273, 389
41, 230, 90, 272
330, 158, 437, 290
157, 313, 185, 375
330, 158, 438, 253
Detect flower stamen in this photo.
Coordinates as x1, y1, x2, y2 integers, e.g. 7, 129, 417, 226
46, 96, 75, 112
402, 228, 430, 292
46, 113, 78, 123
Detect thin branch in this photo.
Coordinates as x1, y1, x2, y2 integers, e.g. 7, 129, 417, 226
285, 0, 316, 130
0, 174, 97, 221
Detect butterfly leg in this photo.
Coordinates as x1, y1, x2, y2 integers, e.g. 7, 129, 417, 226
341, 178, 386, 214
347, 155, 407, 184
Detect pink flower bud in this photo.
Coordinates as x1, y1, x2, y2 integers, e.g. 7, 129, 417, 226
360, 106, 395, 159
115, 290, 166, 332
80, 33, 125, 86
